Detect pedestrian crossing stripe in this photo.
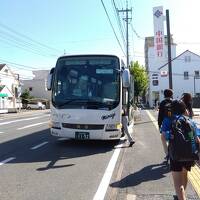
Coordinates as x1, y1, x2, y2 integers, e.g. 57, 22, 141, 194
146, 110, 200, 198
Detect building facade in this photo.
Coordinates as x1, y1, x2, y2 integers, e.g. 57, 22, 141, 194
0, 64, 21, 113
144, 36, 176, 107
158, 50, 200, 100
22, 70, 51, 101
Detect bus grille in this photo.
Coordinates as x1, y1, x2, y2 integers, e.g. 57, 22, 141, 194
62, 123, 104, 130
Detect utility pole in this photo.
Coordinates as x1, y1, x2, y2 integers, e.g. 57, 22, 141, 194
118, 1, 132, 70
118, 0, 132, 117
166, 9, 173, 89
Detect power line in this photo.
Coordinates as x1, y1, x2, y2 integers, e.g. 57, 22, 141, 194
118, 0, 124, 8
0, 38, 56, 58
176, 42, 200, 45
112, 0, 126, 48
0, 58, 45, 70
130, 24, 144, 40
0, 29, 58, 58
147, 70, 200, 78
100, 0, 126, 56
0, 21, 60, 53
132, 53, 200, 64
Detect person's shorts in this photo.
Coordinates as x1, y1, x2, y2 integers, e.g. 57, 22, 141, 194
170, 159, 195, 172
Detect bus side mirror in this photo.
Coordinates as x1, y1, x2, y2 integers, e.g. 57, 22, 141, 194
47, 68, 54, 90
122, 69, 130, 88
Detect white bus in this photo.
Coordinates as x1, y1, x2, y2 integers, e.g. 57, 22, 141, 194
47, 54, 133, 140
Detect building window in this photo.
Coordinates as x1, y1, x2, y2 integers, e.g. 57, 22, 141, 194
152, 80, 159, 86
29, 87, 33, 91
184, 71, 189, 80
195, 70, 200, 78
152, 73, 158, 80
184, 56, 191, 62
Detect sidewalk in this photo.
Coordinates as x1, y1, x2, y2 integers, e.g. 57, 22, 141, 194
107, 110, 199, 200
193, 108, 200, 117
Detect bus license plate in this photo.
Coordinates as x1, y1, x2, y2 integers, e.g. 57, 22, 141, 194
75, 132, 90, 140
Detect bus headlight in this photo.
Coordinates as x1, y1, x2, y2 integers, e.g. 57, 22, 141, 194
49, 121, 61, 129
105, 123, 122, 131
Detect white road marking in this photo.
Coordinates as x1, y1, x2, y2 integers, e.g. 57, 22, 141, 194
17, 121, 48, 130
30, 141, 48, 150
57, 138, 70, 141
0, 157, 16, 166
0, 131, 4, 134
93, 121, 134, 200
93, 141, 123, 200
0, 116, 47, 126
146, 110, 159, 130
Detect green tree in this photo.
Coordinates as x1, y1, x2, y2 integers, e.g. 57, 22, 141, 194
130, 61, 148, 102
20, 89, 34, 104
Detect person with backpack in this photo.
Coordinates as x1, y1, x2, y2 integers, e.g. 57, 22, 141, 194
158, 89, 173, 160
181, 93, 194, 118
161, 100, 200, 200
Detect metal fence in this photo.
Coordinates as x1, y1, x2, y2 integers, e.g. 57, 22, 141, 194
193, 97, 200, 108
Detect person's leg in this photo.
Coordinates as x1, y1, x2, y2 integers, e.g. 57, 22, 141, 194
122, 116, 134, 146
172, 171, 186, 200
161, 134, 168, 156
182, 168, 188, 190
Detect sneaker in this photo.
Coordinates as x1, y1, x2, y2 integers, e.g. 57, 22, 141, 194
129, 140, 135, 147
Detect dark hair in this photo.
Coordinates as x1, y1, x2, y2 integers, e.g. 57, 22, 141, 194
181, 93, 193, 118
181, 93, 192, 105
172, 100, 186, 115
164, 89, 173, 98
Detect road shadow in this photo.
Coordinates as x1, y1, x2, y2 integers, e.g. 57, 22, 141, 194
0, 129, 118, 170
110, 163, 170, 188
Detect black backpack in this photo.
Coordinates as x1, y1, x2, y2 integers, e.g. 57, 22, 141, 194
169, 116, 199, 162
163, 100, 173, 118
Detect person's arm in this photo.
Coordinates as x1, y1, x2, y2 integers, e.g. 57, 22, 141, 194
158, 102, 164, 128
161, 118, 171, 140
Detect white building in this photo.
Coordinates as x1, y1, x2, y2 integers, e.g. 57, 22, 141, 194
158, 50, 200, 100
22, 70, 51, 101
145, 36, 176, 107
0, 64, 21, 113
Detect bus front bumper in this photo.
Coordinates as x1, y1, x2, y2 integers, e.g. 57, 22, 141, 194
50, 128, 122, 140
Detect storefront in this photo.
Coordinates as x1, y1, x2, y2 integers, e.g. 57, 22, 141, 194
0, 93, 8, 113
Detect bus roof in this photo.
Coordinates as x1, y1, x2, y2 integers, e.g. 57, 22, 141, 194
57, 54, 124, 60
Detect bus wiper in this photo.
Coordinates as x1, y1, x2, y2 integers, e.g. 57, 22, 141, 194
86, 100, 105, 105
58, 99, 89, 107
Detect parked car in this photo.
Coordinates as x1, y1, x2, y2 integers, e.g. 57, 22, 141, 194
26, 102, 46, 110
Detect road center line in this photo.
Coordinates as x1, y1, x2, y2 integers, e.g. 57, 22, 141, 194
0, 116, 47, 126
30, 141, 48, 150
17, 121, 49, 130
0, 157, 16, 166
93, 142, 123, 200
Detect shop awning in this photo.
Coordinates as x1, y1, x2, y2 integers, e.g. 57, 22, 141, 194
0, 93, 8, 97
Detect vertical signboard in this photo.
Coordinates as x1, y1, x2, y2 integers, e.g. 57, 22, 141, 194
153, 6, 165, 61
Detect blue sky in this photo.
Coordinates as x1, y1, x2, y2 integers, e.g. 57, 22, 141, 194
0, 0, 200, 78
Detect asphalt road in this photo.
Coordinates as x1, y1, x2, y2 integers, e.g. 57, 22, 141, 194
0, 110, 119, 200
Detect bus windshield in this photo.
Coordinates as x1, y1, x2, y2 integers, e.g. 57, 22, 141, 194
52, 56, 120, 110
